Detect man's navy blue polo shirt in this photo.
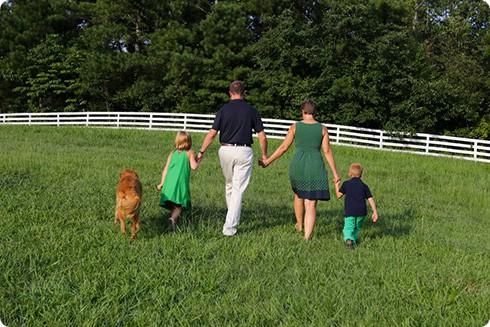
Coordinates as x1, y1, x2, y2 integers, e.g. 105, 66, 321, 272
339, 177, 373, 217
212, 99, 264, 145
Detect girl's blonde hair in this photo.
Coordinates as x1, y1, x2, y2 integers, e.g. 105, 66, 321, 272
175, 131, 192, 151
348, 163, 363, 178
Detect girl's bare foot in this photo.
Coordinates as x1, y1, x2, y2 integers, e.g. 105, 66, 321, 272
295, 223, 303, 232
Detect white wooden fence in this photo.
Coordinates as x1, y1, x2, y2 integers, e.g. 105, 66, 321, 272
1, 111, 489, 163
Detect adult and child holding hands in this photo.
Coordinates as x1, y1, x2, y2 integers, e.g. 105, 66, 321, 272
156, 80, 378, 248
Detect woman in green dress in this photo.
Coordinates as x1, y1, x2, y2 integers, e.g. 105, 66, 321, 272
157, 131, 200, 231
261, 100, 340, 240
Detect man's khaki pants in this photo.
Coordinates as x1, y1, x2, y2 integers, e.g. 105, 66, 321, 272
218, 146, 253, 236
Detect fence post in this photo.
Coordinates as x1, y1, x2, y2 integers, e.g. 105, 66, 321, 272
336, 126, 340, 144
474, 141, 478, 159
86, 113, 89, 127
149, 113, 153, 130
184, 114, 187, 131
57, 113, 60, 127
425, 136, 430, 153
29, 113, 32, 126
379, 130, 384, 149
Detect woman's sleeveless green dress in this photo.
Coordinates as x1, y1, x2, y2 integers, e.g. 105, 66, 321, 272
160, 150, 191, 209
289, 122, 330, 200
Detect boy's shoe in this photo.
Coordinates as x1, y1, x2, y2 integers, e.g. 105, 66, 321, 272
345, 239, 354, 250
168, 218, 176, 232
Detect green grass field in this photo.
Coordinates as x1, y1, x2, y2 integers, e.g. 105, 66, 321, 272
0, 125, 489, 326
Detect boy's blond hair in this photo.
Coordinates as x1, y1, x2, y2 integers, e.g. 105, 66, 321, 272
175, 131, 192, 151
348, 163, 363, 178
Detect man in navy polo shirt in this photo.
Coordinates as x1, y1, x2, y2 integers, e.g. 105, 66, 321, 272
198, 81, 268, 236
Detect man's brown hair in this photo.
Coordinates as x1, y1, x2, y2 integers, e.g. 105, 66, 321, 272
229, 80, 245, 96
300, 100, 316, 115
348, 163, 363, 178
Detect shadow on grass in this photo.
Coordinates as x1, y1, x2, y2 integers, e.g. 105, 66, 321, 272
333, 208, 416, 240
140, 202, 343, 239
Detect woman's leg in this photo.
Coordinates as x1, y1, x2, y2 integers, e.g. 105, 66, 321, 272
303, 199, 317, 240
293, 193, 305, 232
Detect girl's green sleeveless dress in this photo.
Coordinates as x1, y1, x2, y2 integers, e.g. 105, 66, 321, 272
289, 122, 330, 200
160, 150, 191, 209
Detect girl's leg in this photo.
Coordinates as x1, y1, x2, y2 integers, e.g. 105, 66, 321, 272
170, 205, 182, 222
168, 204, 182, 232
303, 199, 317, 240
293, 193, 305, 232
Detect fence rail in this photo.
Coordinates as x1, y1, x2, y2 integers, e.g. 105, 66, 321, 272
1, 111, 489, 163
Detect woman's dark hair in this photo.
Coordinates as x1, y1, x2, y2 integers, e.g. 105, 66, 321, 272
300, 100, 316, 115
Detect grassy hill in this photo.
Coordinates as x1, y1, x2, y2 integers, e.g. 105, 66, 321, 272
0, 126, 489, 326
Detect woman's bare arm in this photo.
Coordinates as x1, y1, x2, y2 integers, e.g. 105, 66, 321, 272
321, 126, 340, 183
263, 124, 295, 166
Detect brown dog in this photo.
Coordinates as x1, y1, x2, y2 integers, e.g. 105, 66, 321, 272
115, 169, 142, 240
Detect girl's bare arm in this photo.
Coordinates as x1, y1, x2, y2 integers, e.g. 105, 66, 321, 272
187, 150, 200, 170
157, 152, 173, 190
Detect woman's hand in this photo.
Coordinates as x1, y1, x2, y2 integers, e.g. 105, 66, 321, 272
258, 157, 269, 168
156, 183, 163, 191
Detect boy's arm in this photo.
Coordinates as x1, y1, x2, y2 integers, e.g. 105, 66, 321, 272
334, 180, 344, 199
367, 197, 378, 223
157, 152, 172, 190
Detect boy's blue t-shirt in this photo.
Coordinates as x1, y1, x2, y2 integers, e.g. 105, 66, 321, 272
339, 177, 372, 217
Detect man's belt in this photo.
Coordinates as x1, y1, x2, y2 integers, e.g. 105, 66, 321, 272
221, 143, 251, 147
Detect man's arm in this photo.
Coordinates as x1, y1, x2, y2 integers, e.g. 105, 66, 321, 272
197, 129, 218, 161
367, 197, 378, 223
257, 130, 268, 161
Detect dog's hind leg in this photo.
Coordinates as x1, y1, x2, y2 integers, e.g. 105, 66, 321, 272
116, 209, 126, 235
130, 215, 140, 241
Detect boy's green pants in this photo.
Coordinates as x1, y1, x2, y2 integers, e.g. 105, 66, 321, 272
343, 216, 366, 244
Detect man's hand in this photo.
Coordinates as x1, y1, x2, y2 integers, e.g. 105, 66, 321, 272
259, 156, 269, 168
196, 151, 204, 163
372, 211, 378, 223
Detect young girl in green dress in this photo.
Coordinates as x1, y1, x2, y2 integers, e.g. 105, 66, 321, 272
157, 131, 199, 231
261, 100, 341, 240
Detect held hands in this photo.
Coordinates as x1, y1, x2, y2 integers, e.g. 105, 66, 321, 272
196, 151, 204, 163
258, 155, 269, 168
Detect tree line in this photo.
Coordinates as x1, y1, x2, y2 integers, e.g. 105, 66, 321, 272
0, 0, 489, 139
